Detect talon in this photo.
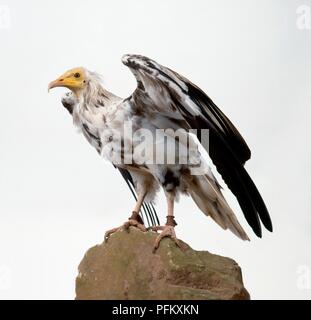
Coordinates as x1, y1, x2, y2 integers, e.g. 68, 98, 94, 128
152, 225, 180, 253
104, 215, 146, 242
124, 219, 146, 232
123, 221, 131, 232
104, 227, 120, 242
150, 225, 164, 232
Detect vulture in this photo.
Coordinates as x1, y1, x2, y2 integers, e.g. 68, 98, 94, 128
48, 54, 272, 251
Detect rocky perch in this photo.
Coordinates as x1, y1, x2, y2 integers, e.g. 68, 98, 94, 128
75, 227, 250, 300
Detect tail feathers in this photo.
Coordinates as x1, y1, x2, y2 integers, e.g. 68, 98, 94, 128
188, 175, 250, 241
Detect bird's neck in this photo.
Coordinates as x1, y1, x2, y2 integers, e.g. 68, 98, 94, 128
77, 81, 120, 110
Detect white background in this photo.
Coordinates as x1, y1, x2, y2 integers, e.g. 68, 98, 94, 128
0, 0, 310, 299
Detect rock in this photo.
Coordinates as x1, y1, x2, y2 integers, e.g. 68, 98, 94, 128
75, 227, 250, 300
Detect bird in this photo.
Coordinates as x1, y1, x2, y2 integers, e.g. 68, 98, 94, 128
48, 54, 272, 251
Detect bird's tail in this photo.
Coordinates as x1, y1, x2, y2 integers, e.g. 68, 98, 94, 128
186, 174, 250, 241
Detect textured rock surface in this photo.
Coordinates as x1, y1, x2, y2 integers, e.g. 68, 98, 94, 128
76, 227, 250, 300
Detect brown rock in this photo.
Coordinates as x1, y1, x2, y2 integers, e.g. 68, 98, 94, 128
75, 227, 250, 300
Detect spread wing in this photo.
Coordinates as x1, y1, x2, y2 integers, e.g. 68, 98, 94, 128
122, 54, 272, 237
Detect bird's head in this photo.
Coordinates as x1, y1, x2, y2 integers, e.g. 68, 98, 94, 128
48, 67, 88, 95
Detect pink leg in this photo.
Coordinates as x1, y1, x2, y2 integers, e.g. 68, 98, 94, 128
104, 191, 147, 242
151, 193, 181, 252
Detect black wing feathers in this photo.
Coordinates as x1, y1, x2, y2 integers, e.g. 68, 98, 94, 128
187, 82, 251, 164
184, 83, 272, 235
123, 54, 272, 236
185, 83, 272, 234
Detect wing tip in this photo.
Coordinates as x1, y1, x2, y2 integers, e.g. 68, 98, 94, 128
266, 223, 273, 233
121, 54, 132, 65
255, 221, 273, 237
258, 209, 273, 233
122, 54, 146, 65
253, 225, 262, 238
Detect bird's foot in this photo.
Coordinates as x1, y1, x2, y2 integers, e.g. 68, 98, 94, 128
150, 216, 181, 253
104, 211, 146, 242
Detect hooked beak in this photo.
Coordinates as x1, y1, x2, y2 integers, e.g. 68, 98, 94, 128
48, 68, 85, 94
48, 77, 65, 92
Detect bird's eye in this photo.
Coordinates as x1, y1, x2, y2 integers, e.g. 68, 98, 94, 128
74, 73, 81, 78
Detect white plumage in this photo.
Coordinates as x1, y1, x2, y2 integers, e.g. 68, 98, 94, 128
49, 54, 273, 250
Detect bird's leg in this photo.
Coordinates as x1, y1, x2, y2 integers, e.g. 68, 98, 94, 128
151, 193, 181, 253
104, 192, 147, 242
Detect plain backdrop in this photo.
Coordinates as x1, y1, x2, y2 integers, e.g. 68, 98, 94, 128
0, 0, 310, 299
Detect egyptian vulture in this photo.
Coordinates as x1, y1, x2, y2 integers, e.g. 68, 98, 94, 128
48, 54, 272, 251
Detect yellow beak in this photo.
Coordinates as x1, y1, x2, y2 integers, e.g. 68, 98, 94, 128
48, 68, 85, 93
48, 75, 78, 92
48, 80, 60, 92
48, 78, 64, 92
